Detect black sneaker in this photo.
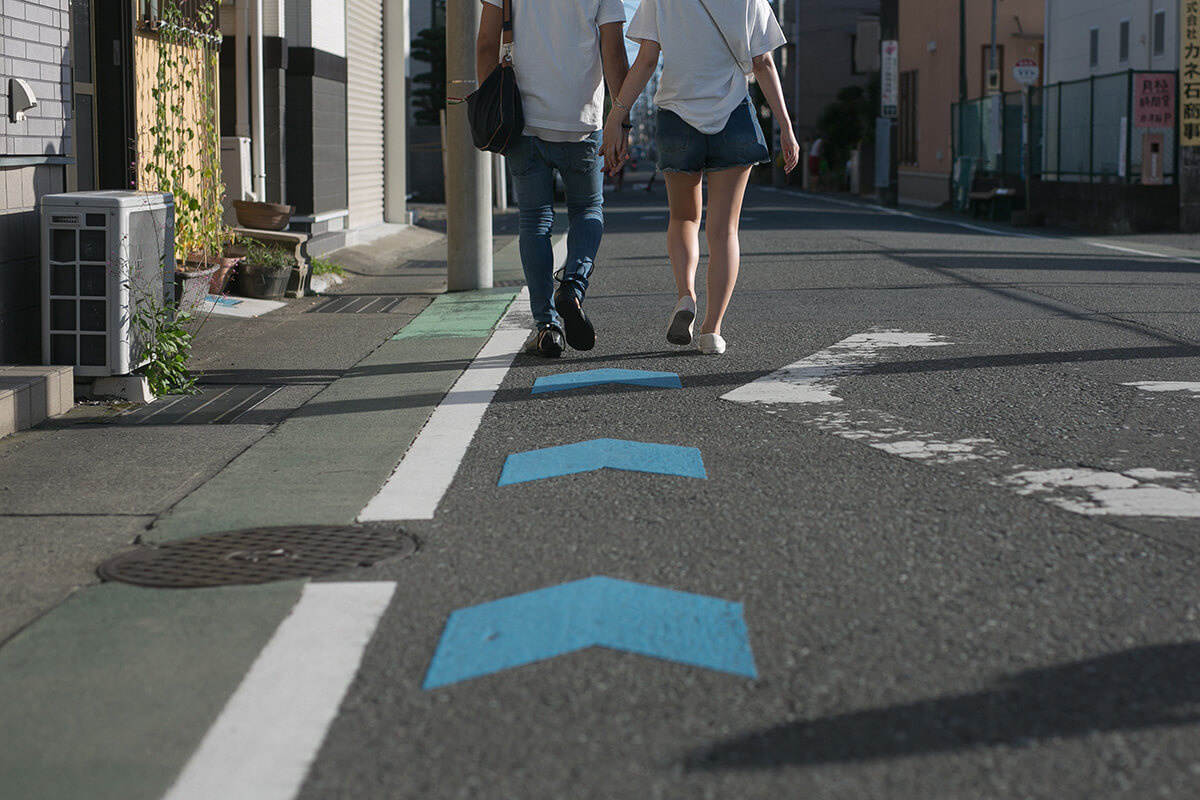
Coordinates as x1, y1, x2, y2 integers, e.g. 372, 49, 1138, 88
554, 284, 595, 351
523, 325, 564, 357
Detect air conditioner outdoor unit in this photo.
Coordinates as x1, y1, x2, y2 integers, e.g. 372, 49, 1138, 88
41, 191, 175, 377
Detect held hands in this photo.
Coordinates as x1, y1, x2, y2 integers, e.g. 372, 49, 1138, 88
601, 112, 630, 176
779, 127, 800, 174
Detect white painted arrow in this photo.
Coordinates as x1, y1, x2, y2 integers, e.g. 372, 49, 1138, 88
721, 329, 952, 405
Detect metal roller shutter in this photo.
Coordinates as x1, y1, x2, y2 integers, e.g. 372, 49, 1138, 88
346, 0, 385, 228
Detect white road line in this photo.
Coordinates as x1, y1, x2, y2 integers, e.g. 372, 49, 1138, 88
729, 332, 1200, 518
1124, 380, 1200, 395
763, 188, 1200, 264
1087, 241, 1200, 265
161, 582, 396, 800
720, 329, 952, 405
358, 238, 562, 521
358, 287, 533, 521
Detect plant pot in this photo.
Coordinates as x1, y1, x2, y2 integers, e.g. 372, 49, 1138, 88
209, 255, 241, 294
175, 264, 220, 316
235, 262, 291, 300
232, 200, 295, 231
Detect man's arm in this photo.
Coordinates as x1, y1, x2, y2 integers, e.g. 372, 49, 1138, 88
475, 2, 504, 87
598, 21, 630, 105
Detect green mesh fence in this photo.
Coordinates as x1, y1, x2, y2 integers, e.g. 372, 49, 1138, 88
954, 68, 1176, 183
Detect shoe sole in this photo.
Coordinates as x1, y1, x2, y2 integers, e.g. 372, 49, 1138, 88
556, 293, 595, 351
667, 308, 695, 345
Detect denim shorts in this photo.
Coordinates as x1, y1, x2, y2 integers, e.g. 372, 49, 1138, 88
655, 99, 769, 174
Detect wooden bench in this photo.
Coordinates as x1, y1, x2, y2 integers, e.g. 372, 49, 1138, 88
231, 227, 311, 298
968, 177, 1018, 221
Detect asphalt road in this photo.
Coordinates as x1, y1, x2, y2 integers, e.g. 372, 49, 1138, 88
306, 187, 1200, 798
6, 183, 1200, 799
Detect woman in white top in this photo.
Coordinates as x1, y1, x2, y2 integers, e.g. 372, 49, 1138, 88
602, 0, 799, 354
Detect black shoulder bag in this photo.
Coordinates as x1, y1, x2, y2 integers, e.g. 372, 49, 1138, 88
467, 0, 524, 154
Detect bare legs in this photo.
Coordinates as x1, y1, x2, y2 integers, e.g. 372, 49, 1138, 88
663, 166, 752, 337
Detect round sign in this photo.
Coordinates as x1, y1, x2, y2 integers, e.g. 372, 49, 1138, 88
1013, 58, 1039, 87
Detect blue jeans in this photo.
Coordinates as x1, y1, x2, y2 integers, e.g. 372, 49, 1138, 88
506, 132, 603, 329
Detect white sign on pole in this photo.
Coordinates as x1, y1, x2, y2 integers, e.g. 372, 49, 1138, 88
880, 40, 899, 118
1013, 58, 1039, 87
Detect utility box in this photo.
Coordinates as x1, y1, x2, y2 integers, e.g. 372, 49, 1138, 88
221, 136, 251, 226
41, 191, 175, 377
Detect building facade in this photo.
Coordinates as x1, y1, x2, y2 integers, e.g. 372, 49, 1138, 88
897, 0, 1045, 206
1044, 0, 1177, 83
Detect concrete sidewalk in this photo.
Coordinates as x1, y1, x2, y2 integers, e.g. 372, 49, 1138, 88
0, 215, 520, 646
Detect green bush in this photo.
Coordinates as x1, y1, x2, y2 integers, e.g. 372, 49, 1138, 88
311, 257, 346, 277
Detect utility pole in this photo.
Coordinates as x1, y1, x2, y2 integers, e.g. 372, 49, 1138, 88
445, 0, 492, 291
958, 0, 967, 106
879, 0, 898, 207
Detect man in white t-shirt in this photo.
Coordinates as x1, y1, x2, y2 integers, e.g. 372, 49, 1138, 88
476, 0, 629, 357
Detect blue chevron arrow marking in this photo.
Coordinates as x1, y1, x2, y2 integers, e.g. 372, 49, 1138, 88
423, 576, 757, 689
497, 438, 706, 485
531, 368, 682, 394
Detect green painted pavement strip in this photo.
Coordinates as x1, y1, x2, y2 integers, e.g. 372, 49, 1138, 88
391, 288, 519, 339
0, 581, 304, 800
151, 334, 494, 541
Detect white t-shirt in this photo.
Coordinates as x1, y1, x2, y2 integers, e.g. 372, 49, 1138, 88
626, 0, 785, 134
482, 0, 626, 139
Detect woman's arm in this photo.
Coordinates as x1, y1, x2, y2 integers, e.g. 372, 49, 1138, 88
475, 2, 504, 87
601, 39, 660, 174
752, 52, 799, 173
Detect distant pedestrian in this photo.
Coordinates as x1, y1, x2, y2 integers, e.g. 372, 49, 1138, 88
476, 0, 630, 357
602, 0, 798, 354
808, 135, 823, 190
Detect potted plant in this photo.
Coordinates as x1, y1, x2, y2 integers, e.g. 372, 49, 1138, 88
231, 236, 297, 300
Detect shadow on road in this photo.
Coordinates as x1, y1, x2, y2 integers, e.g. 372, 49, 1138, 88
687, 642, 1200, 770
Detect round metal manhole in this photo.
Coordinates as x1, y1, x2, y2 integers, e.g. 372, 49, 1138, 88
97, 525, 417, 588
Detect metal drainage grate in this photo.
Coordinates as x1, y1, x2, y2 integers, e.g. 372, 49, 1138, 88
494, 279, 525, 288
112, 385, 281, 425
97, 525, 417, 588
310, 295, 412, 313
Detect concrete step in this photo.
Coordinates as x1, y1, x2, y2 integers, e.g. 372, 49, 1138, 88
0, 366, 74, 439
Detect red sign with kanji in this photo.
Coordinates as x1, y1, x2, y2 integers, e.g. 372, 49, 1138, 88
1135, 73, 1176, 128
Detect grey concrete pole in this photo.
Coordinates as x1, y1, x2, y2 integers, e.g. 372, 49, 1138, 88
384, 0, 410, 225
445, 0, 493, 290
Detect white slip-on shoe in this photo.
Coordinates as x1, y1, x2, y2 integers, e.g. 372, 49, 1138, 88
696, 333, 726, 354
667, 296, 696, 345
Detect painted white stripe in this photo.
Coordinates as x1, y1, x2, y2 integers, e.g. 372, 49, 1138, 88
1124, 381, 1200, 395
359, 238, 562, 521
720, 329, 952, 405
162, 582, 396, 800
1087, 242, 1200, 266
358, 288, 533, 521
1007, 468, 1200, 518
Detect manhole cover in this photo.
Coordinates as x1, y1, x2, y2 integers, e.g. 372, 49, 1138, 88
97, 526, 417, 588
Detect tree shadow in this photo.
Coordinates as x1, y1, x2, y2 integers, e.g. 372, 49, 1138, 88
687, 642, 1200, 771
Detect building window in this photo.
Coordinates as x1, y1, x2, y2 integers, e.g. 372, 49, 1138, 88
1153, 10, 1166, 58
1090, 27, 1099, 69
1119, 19, 1130, 63
899, 70, 918, 166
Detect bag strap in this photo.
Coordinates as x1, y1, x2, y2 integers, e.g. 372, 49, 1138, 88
694, 0, 749, 75
501, 0, 514, 64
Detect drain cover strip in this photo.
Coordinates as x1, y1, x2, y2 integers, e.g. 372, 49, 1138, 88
97, 526, 417, 588
311, 296, 409, 314
118, 385, 282, 426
